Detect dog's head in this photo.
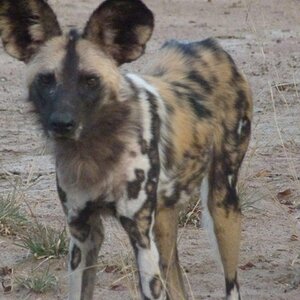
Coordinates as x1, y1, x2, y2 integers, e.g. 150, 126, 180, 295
0, 0, 154, 139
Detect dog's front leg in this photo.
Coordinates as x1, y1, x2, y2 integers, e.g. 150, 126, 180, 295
119, 202, 166, 300
57, 183, 104, 300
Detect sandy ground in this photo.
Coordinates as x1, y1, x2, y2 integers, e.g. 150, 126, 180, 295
1, 0, 300, 299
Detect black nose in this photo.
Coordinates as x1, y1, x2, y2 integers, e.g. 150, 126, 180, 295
49, 112, 76, 135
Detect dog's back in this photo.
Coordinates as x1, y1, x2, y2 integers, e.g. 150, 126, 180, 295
127, 38, 253, 208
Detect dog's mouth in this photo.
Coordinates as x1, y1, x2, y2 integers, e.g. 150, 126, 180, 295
48, 124, 83, 141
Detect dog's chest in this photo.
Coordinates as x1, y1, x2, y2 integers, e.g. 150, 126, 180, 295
56, 139, 154, 216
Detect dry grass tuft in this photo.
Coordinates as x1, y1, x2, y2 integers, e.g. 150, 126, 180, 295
0, 190, 27, 235
16, 268, 57, 294
178, 196, 201, 228
17, 223, 68, 259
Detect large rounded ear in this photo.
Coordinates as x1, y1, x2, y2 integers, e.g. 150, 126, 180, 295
83, 0, 154, 65
0, 0, 61, 63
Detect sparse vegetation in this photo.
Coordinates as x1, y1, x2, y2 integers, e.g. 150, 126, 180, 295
16, 268, 57, 294
238, 175, 266, 211
104, 249, 139, 298
99, 248, 136, 277
0, 190, 27, 235
17, 223, 68, 259
179, 196, 201, 227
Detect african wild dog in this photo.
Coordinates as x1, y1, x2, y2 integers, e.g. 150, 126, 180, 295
0, 0, 253, 299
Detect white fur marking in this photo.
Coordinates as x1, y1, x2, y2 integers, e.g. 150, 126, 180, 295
227, 285, 240, 300
74, 124, 83, 140
117, 189, 147, 219
68, 240, 85, 300
126, 73, 160, 97
137, 212, 165, 300
117, 146, 151, 219
139, 93, 153, 143
237, 118, 247, 136
200, 176, 221, 264
161, 180, 174, 197
126, 151, 150, 182
125, 74, 173, 198
126, 74, 157, 144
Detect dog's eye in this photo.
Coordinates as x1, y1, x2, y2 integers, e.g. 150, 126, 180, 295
38, 73, 56, 86
84, 75, 99, 89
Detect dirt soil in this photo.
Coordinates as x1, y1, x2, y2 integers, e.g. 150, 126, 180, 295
1, 0, 300, 299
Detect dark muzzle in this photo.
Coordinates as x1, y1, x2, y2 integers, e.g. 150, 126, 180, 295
48, 112, 76, 137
